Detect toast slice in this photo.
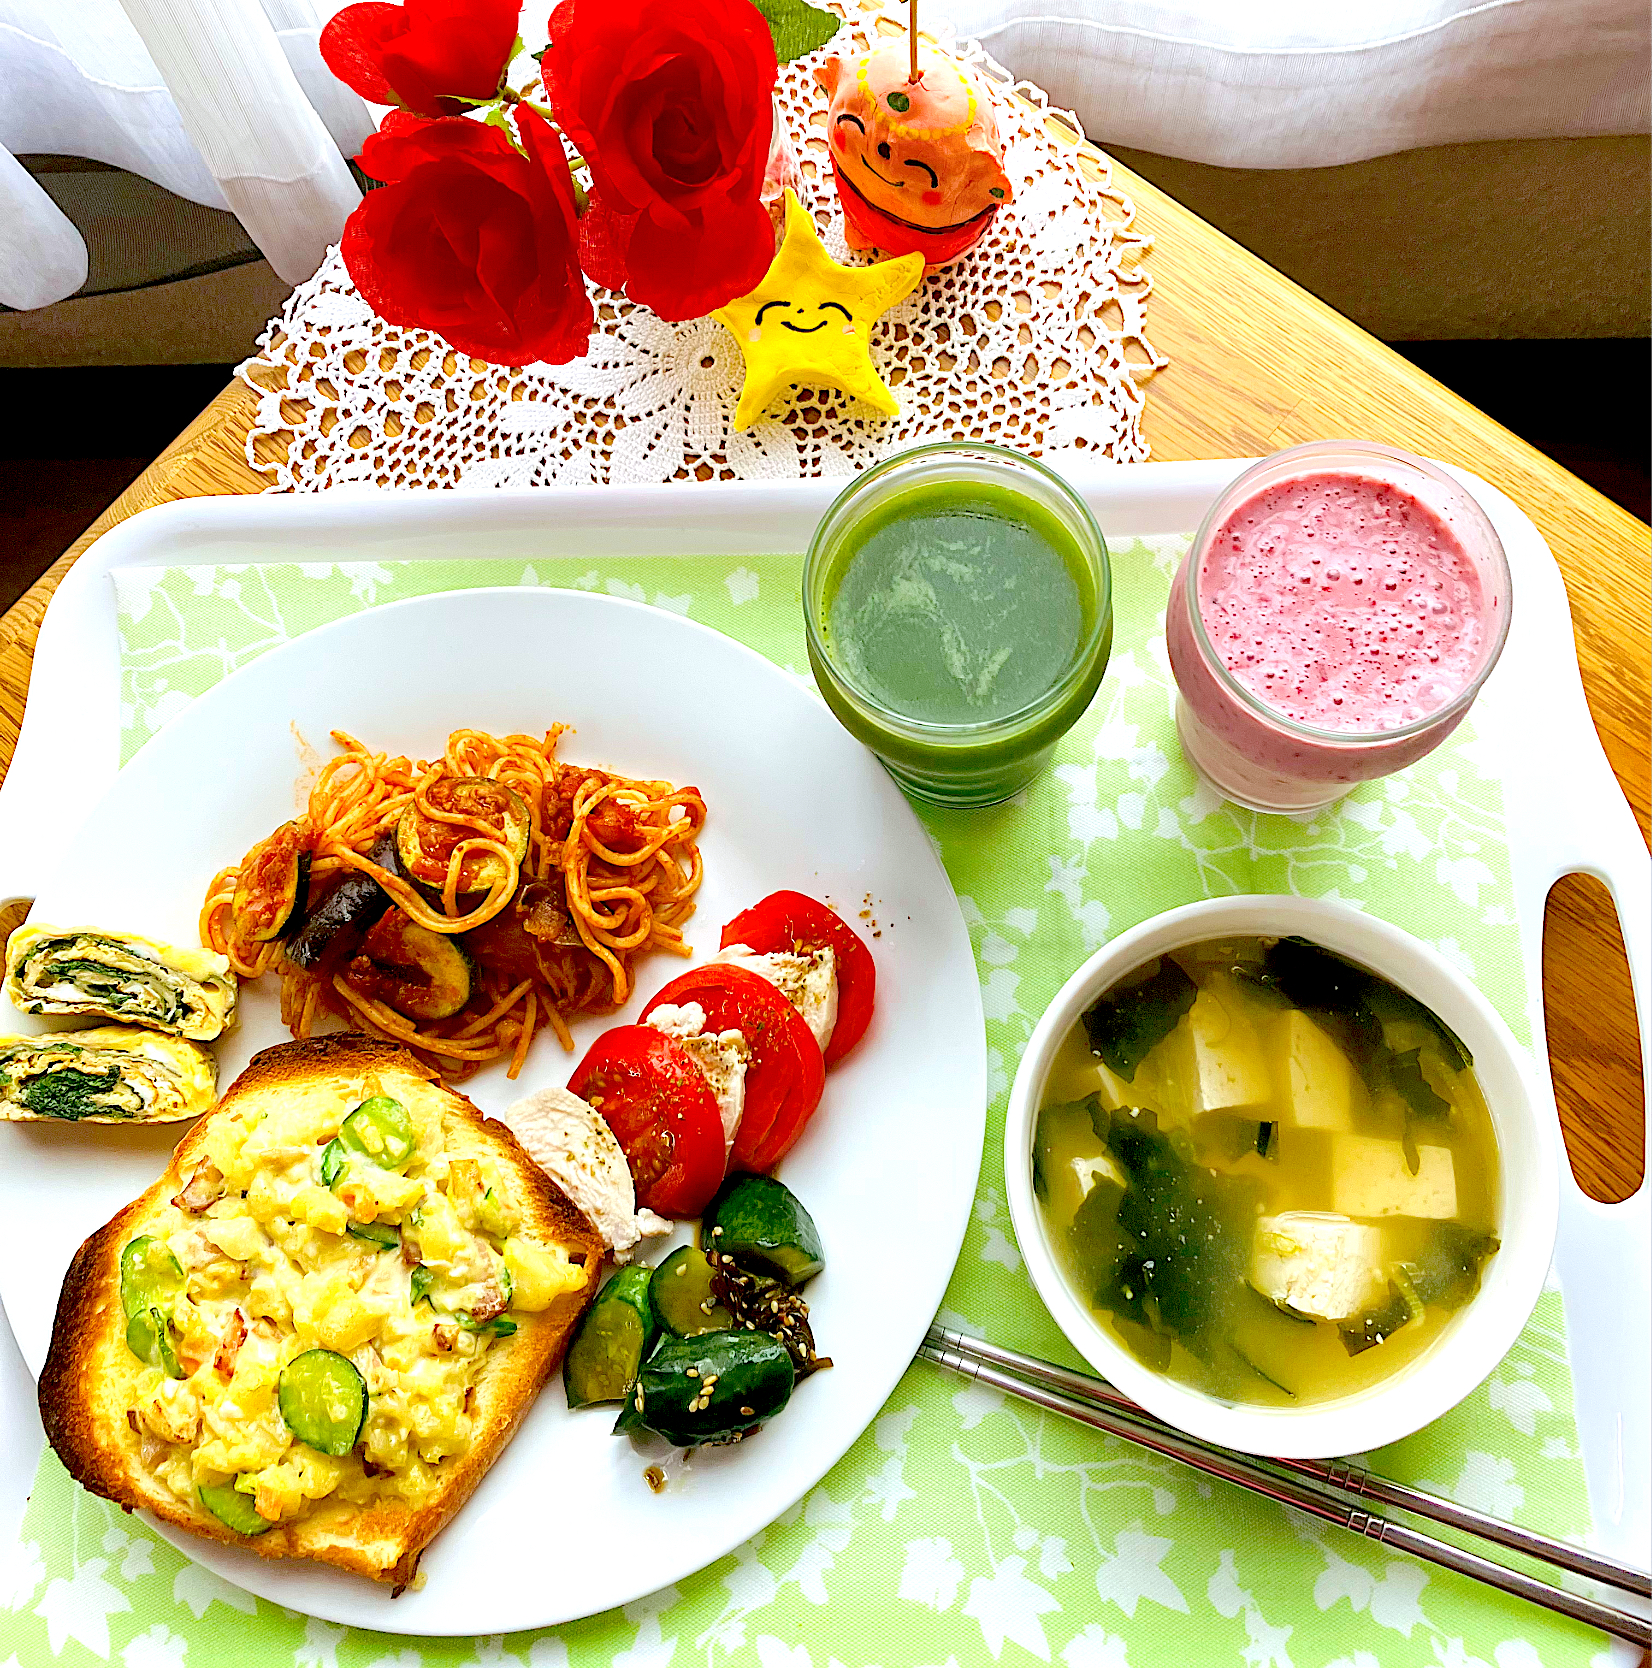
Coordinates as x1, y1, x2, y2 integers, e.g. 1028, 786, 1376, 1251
39, 1034, 604, 1588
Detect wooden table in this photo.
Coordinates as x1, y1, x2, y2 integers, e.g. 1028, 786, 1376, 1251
1, 159, 1646, 1200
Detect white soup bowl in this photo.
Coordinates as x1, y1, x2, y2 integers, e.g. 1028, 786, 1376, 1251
1003, 894, 1560, 1460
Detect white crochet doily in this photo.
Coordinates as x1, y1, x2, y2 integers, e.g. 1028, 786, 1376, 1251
238, 1, 1164, 490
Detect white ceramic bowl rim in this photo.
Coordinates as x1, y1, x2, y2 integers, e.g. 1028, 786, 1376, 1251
1003, 895, 1561, 1461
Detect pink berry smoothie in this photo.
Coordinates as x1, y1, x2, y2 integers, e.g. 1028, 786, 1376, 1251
1167, 446, 1510, 812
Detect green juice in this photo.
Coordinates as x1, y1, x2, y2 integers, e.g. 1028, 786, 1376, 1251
823, 483, 1091, 726
805, 452, 1113, 807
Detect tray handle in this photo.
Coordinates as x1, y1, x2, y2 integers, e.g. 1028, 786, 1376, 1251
1542, 791, 1651, 1573
1552, 811, 1650, 1214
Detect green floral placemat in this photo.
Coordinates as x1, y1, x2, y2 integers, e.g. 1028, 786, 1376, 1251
1, 539, 1601, 1668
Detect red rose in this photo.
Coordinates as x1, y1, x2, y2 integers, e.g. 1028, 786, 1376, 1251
341, 109, 593, 366
321, 0, 520, 120
543, 0, 778, 321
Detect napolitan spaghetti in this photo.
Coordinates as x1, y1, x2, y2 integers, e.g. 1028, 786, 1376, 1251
201, 728, 706, 1081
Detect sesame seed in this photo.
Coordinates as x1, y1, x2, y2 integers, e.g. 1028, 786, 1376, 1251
740, 1406, 755, 1418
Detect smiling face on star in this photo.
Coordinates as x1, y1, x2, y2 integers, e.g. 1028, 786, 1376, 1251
817, 45, 1011, 232
752, 298, 857, 339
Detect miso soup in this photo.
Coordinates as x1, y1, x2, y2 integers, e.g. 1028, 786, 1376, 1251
1033, 935, 1500, 1407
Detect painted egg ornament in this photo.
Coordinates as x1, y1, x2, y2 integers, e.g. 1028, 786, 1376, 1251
815, 42, 1011, 271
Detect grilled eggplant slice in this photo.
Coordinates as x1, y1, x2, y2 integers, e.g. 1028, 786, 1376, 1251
285, 834, 399, 972
396, 780, 529, 895
0, 1027, 216, 1123
232, 822, 309, 944
5, 926, 236, 1041
344, 910, 473, 1021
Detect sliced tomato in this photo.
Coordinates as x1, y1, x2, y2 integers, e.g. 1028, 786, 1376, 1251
641, 964, 825, 1174
720, 890, 877, 1066
567, 1025, 725, 1217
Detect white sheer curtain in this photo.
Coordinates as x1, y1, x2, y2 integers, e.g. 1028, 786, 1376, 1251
945, 0, 1651, 168
0, 0, 373, 310
3, 0, 1647, 310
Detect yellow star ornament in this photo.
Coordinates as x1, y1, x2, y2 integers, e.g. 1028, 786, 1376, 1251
714, 189, 925, 431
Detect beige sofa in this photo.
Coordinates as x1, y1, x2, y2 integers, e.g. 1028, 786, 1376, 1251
1, 132, 1646, 368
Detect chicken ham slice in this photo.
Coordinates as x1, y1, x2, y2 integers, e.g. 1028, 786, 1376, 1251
499, 1086, 669, 1262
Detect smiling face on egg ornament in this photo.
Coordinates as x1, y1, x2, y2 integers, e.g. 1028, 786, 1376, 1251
816, 44, 1011, 270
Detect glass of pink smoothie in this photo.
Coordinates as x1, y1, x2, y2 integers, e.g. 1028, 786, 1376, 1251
1167, 441, 1511, 814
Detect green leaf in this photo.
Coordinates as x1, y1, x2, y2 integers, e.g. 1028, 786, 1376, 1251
483, 104, 523, 152
748, 0, 840, 62
19, 1066, 124, 1121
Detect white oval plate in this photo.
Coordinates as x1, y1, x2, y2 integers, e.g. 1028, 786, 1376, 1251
0, 587, 986, 1635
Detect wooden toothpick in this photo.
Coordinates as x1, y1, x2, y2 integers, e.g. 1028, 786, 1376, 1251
909, 0, 919, 82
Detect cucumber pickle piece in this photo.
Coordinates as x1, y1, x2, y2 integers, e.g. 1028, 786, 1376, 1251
565, 1266, 655, 1410
319, 1138, 348, 1189
125, 1305, 184, 1378
277, 1348, 367, 1456
339, 1096, 415, 1169
701, 1175, 824, 1286
630, 1330, 795, 1447
119, 1235, 185, 1320
198, 1479, 271, 1536
346, 1219, 400, 1249
650, 1246, 734, 1338
455, 1310, 517, 1336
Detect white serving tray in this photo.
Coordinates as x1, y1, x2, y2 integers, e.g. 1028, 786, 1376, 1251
0, 464, 1645, 1587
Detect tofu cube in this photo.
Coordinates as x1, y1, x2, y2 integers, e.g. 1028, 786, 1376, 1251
1331, 1137, 1458, 1219
1087, 1060, 1139, 1112
1188, 981, 1271, 1113
1250, 1211, 1388, 1322
1071, 1151, 1126, 1204
1283, 1010, 1356, 1131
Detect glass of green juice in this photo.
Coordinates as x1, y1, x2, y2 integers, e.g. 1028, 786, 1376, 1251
803, 443, 1112, 807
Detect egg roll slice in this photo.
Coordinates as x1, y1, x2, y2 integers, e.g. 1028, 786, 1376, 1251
0, 1027, 216, 1124
5, 925, 236, 1041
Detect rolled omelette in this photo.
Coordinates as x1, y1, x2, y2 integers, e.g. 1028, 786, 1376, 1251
0, 1027, 216, 1123
5, 925, 236, 1041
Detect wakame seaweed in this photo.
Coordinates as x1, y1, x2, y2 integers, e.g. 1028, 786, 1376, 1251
1082, 959, 1196, 1079
1264, 937, 1471, 1075
1363, 978, 1470, 1072
1093, 1105, 1246, 1341
1388, 1048, 1451, 1121
1404, 1223, 1500, 1308
1338, 1281, 1420, 1357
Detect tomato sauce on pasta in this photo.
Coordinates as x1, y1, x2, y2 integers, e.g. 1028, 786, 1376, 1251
201, 728, 705, 1081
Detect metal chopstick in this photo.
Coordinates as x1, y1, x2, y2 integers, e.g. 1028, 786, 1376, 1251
919, 1329, 1651, 1647
927, 1325, 1652, 1600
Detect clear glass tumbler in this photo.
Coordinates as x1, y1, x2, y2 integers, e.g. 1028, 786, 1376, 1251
1166, 440, 1513, 815
804, 443, 1113, 807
